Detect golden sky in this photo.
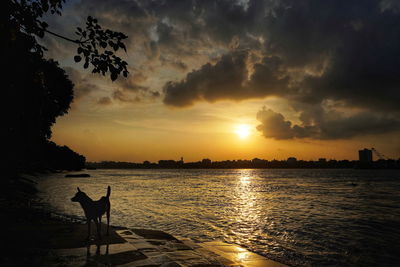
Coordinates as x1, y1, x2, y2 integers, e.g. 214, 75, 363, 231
47, 0, 400, 162
51, 97, 400, 162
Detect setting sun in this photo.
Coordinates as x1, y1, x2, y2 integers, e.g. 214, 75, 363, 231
235, 124, 251, 139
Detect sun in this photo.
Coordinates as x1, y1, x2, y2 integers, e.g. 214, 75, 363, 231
235, 124, 251, 139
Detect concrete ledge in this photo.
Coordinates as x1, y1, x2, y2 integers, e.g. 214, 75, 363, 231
47, 228, 288, 267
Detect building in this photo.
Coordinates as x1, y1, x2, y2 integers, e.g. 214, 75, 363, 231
359, 148, 373, 163
202, 158, 212, 165
158, 160, 178, 168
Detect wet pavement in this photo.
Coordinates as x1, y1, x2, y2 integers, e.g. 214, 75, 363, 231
48, 228, 288, 266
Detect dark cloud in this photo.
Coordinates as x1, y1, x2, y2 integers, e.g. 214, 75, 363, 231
163, 51, 248, 107
43, 0, 400, 139
256, 108, 299, 139
160, 0, 400, 138
380, 0, 400, 12
256, 107, 400, 140
163, 51, 289, 106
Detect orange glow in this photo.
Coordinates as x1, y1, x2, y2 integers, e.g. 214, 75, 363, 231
235, 124, 251, 139
50, 99, 398, 162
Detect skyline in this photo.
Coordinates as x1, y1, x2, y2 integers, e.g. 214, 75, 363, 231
43, 0, 400, 162
85, 148, 398, 164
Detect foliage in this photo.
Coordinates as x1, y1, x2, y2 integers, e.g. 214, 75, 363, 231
74, 16, 129, 81
43, 141, 86, 171
10, 0, 129, 81
4, 0, 129, 174
8, 0, 64, 54
4, 31, 75, 170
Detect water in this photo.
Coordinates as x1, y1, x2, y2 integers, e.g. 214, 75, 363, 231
37, 169, 400, 266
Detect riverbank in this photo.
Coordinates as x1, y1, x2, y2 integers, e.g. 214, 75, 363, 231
0, 174, 127, 265
1, 174, 287, 267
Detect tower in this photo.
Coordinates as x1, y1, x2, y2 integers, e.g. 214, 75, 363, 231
358, 148, 373, 163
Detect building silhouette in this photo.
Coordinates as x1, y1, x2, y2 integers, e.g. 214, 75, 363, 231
359, 148, 373, 163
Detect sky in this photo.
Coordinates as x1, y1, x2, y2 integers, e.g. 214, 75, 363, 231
43, 0, 400, 162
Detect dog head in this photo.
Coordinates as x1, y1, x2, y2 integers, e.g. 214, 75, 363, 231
71, 187, 88, 202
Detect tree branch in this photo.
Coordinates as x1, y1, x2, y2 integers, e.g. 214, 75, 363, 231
44, 28, 83, 44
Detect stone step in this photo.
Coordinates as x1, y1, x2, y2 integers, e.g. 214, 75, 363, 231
117, 229, 289, 267
48, 229, 289, 267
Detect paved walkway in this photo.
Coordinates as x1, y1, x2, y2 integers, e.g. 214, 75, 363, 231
49, 228, 288, 267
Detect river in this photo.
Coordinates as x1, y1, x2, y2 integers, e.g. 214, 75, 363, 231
37, 168, 400, 266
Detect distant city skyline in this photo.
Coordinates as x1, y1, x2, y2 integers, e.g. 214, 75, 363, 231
88, 147, 398, 165
87, 156, 400, 170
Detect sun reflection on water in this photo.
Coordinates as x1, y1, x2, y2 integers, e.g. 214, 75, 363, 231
240, 175, 250, 184
233, 170, 262, 238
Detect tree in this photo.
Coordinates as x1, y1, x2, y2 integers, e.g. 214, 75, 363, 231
8, 0, 129, 81
3, 0, 129, 175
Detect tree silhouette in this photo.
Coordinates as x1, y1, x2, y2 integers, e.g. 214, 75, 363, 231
3, 0, 129, 176
9, 0, 129, 81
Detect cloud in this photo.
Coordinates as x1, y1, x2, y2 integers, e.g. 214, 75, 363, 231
112, 89, 141, 103
256, 108, 299, 139
116, 72, 149, 92
160, 55, 188, 71
159, 0, 400, 138
111, 88, 160, 104
97, 96, 112, 105
256, 106, 400, 140
163, 51, 248, 107
163, 51, 289, 107
42, 0, 400, 139
64, 67, 99, 101
111, 71, 160, 103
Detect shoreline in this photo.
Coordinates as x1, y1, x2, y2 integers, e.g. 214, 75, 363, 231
2, 173, 288, 267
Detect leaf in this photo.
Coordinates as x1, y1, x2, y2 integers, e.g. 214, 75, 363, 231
74, 56, 82, 62
84, 62, 89, 69
38, 30, 45, 38
119, 43, 126, 52
111, 72, 118, 81
77, 47, 83, 54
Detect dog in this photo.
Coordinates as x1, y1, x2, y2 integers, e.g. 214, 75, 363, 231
71, 186, 111, 240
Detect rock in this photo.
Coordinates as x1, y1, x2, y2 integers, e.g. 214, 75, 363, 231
65, 174, 90, 178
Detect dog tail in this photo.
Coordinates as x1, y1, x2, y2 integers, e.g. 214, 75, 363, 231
106, 186, 111, 197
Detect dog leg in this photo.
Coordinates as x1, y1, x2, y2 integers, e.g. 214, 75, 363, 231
86, 244, 91, 257
87, 219, 91, 240
99, 216, 102, 238
96, 244, 100, 255
106, 203, 110, 235
94, 218, 101, 240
